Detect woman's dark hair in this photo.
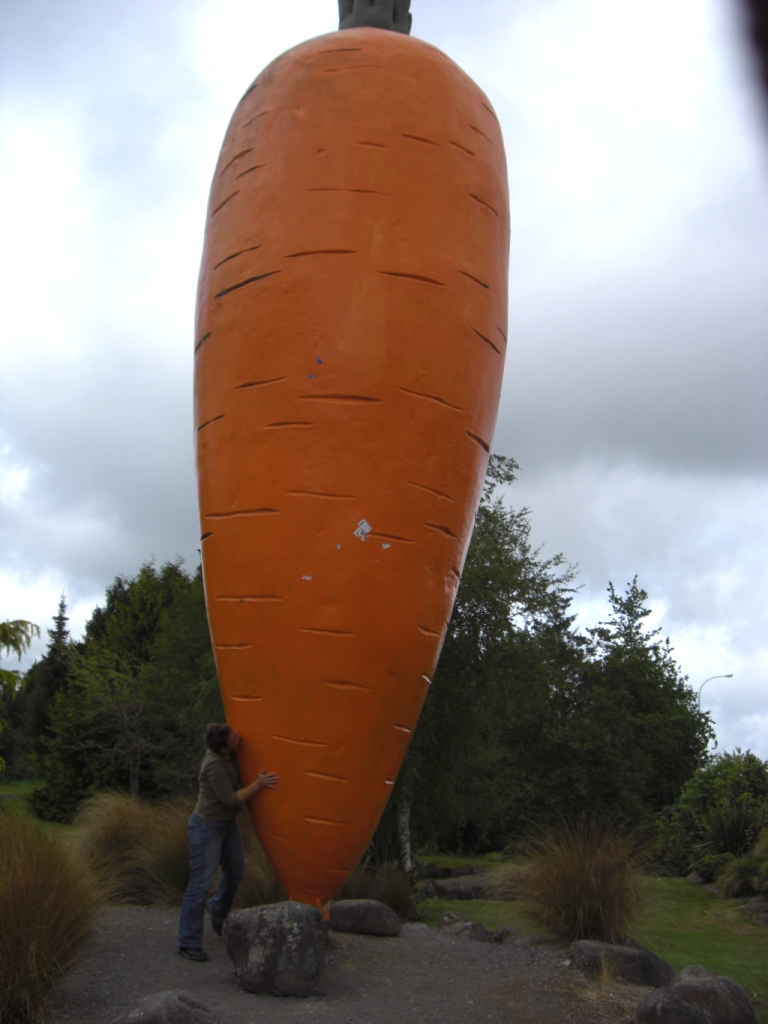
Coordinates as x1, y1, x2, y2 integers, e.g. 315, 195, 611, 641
205, 722, 232, 753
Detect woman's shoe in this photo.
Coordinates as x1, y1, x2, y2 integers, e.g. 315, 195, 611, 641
177, 947, 209, 962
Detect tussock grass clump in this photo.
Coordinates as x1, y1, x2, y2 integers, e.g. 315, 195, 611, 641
702, 804, 764, 858
482, 863, 525, 900
716, 853, 764, 898
234, 815, 285, 909
75, 792, 194, 904
511, 820, 647, 944
0, 809, 100, 1023
335, 861, 415, 919
76, 792, 284, 908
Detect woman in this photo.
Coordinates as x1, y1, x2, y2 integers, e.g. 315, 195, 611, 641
177, 722, 278, 961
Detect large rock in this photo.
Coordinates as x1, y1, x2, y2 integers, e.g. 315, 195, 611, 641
571, 940, 674, 988
110, 990, 214, 1024
222, 901, 325, 997
670, 974, 759, 1024
329, 899, 402, 936
635, 988, 713, 1024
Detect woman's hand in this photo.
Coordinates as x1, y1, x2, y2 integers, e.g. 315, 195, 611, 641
256, 769, 279, 791
237, 769, 279, 803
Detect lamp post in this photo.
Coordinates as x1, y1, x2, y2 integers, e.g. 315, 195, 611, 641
697, 674, 734, 712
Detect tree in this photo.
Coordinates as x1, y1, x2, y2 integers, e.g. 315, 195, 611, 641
390, 455, 579, 861
31, 562, 221, 820
15, 596, 73, 769
0, 618, 40, 773
377, 465, 711, 862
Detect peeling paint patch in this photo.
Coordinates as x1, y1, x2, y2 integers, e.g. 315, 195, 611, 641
354, 519, 372, 541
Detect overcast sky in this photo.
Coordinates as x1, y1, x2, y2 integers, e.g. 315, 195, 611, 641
1, 0, 766, 756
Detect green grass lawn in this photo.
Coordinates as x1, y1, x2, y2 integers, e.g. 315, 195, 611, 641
419, 877, 768, 1023
0, 778, 72, 832
418, 851, 508, 870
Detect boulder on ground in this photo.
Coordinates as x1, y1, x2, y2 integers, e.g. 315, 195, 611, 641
110, 990, 214, 1024
670, 974, 759, 1024
571, 940, 674, 988
222, 901, 325, 997
329, 899, 402, 936
635, 988, 713, 1024
676, 967, 713, 983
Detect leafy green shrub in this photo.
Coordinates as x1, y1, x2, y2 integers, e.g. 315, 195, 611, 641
335, 862, 416, 920
656, 750, 768, 873
756, 829, 768, 858
716, 853, 765, 898
693, 852, 734, 883
511, 820, 647, 943
0, 809, 100, 1023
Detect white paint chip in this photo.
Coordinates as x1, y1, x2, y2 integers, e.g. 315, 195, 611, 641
354, 518, 372, 542
381, 542, 391, 550
302, 575, 312, 581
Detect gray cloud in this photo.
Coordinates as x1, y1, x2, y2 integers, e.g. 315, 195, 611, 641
1, 0, 766, 755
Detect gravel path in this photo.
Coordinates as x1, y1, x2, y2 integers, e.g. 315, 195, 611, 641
52, 905, 642, 1024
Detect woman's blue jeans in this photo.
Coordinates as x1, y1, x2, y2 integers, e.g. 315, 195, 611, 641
178, 813, 245, 950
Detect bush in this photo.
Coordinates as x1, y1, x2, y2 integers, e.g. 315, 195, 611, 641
75, 792, 194, 904
702, 804, 765, 858
482, 863, 525, 900
0, 809, 100, 1023
510, 820, 647, 944
655, 750, 768, 874
335, 862, 416, 920
693, 852, 735, 883
76, 792, 283, 908
716, 853, 765, 898
756, 829, 768, 858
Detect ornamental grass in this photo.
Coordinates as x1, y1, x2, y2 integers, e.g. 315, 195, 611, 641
0, 809, 100, 1023
508, 819, 648, 944
75, 791, 282, 907
335, 861, 416, 919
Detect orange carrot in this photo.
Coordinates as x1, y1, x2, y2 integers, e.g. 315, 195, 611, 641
195, 25, 509, 908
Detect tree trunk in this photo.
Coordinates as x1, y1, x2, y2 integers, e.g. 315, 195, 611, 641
397, 789, 413, 873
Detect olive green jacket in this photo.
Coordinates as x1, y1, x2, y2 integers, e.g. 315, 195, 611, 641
193, 750, 242, 822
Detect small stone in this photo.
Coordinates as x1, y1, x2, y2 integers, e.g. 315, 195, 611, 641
400, 922, 432, 938
671, 975, 759, 1024
110, 990, 214, 1024
440, 921, 495, 943
436, 912, 463, 928
635, 988, 713, 1024
571, 940, 674, 988
329, 899, 402, 937
222, 901, 326, 997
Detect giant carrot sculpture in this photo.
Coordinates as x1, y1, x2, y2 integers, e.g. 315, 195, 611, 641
195, 0, 509, 908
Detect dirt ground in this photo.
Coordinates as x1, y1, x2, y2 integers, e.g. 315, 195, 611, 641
52, 905, 646, 1024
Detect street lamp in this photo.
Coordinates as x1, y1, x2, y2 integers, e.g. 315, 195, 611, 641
698, 674, 734, 712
